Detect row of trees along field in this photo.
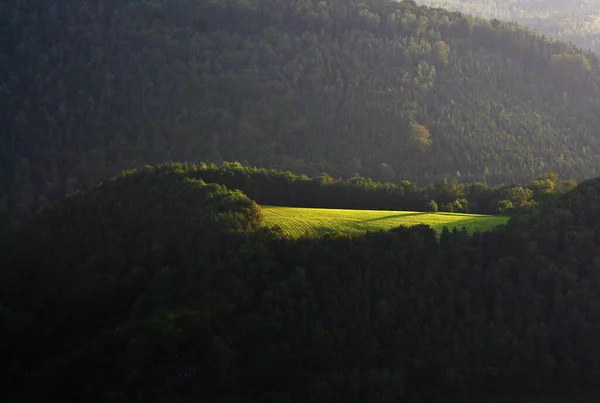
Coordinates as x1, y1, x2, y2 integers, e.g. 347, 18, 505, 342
4, 0, 600, 225
182, 162, 578, 214
0, 161, 578, 229
1, 163, 600, 402
416, 0, 600, 53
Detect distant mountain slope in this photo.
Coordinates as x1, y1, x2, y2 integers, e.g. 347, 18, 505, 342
3, 0, 600, 222
416, 0, 600, 52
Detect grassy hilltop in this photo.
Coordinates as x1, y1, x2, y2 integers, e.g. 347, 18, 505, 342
263, 206, 508, 237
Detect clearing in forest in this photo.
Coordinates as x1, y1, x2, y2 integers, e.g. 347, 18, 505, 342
262, 206, 508, 238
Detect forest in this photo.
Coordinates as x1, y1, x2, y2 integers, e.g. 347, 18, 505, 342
416, 0, 600, 53
2, 159, 576, 228
2, 163, 600, 402
5, 0, 600, 400
4, 0, 600, 226
139, 161, 576, 216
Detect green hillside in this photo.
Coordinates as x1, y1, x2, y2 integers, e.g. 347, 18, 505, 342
4, 0, 600, 224
262, 206, 508, 237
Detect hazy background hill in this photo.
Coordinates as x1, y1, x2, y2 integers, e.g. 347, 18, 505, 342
4, 0, 600, 223
416, 0, 600, 52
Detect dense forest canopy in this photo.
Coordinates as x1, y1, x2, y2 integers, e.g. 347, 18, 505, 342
416, 0, 600, 52
3, 0, 600, 226
2, 163, 600, 402
5, 0, 600, 400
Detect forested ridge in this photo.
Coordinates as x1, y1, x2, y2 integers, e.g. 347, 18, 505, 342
150, 161, 576, 216
4, 0, 600, 225
2, 163, 600, 402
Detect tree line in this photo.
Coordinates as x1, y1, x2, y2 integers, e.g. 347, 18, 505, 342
163, 161, 577, 215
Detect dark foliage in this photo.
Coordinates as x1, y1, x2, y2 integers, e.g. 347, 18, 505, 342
163, 161, 576, 215
2, 164, 600, 402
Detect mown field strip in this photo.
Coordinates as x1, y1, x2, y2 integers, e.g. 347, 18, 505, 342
262, 206, 508, 238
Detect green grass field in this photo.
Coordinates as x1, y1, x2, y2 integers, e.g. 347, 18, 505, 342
262, 206, 508, 238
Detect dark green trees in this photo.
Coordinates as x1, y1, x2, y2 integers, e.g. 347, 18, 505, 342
426, 199, 439, 212
2, 163, 600, 401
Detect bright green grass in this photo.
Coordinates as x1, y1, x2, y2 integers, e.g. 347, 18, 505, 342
262, 206, 508, 238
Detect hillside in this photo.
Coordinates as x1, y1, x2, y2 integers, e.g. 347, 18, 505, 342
3, 0, 600, 224
416, 0, 600, 52
3, 163, 600, 401
262, 206, 507, 237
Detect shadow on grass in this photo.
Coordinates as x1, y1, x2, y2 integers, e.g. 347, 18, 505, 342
435, 217, 505, 232
358, 212, 427, 223
436, 212, 481, 217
